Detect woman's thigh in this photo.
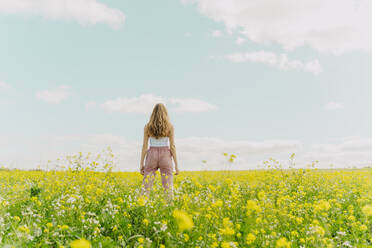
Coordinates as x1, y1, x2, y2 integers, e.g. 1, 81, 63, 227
158, 148, 173, 175
144, 148, 158, 173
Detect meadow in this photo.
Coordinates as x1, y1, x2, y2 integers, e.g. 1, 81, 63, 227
0, 151, 371, 248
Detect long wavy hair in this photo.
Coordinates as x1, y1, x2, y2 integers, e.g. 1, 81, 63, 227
146, 103, 172, 138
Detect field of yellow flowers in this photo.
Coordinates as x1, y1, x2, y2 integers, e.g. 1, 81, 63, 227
0, 152, 371, 247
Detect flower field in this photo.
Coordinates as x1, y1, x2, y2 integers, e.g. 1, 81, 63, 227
0, 156, 371, 247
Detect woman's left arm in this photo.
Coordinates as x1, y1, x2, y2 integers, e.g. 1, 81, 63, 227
140, 124, 149, 174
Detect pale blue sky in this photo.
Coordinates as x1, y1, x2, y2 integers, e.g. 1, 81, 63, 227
1, 0, 372, 170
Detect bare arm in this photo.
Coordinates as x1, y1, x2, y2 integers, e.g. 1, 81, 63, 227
169, 125, 179, 174
140, 124, 149, 174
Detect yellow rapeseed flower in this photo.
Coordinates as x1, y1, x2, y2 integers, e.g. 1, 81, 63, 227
257, 191, 265, 200
360, 224, 368, 231
246, 233, 256, 244
276, 237, 291, 248
212, 200, 223, 208
143, 219, 149, 226
70, 238, 91, 248
221, 241, 231, 248
184, 233, 189, 242
60, 225, 69, 231
173, 210, 193, 231
314, 200, 331, 213
361, 204, 372, 216
137, 196, 146, 206
313, 226, 325, 236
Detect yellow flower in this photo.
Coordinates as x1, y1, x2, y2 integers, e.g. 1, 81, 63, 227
313, 226, 325, 236
219, 227, 235, 235
17, 226, 30, 234
257, 191, 265, 200
360, 224, 368, 231
314, 200, 331, 213
160, 245, 165, 248
137, 196, 146, 206
221, 241, 231, 248
235, 223, 241, 230
246, 233, 256, 244
96, 188, 104, 195
70, 238, 91, 248
184, 233, 189, 242
173, 210, 194, 231
276, 237, 291, 248
225, 178, 233, 185
246, 200, 261, 215
138, 237, 144, 243
143, 219, 149, 226
296, 217, 303, 224
219, 218, 235, 235
256, 217, 262, 224
361, 204, 372, 216
212, 200, 223, 208
347, 215, 355, 222
60, 225, 69, 231
211, 242, 218, 248
290, 231, 298, 237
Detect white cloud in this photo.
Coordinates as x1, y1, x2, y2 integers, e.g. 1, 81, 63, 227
0, 0, 125, 29
99, 93, 217, 114
0, 81, 11, 89
225, 50, 322, 74
101, 94, 166, 114
235, 37, 246, 45
326, 101, 344, 110
1, 134, 371, 171
168, 97, 217, 112
211, 30, 223, 38
36, 85, 73, 104
184, 0, 372, 55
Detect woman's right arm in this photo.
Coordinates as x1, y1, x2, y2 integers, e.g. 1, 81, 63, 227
140, 124, 149, 175
169, 125, 179, 175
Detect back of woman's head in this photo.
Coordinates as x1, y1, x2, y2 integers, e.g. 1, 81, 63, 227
146, 103, 171, 138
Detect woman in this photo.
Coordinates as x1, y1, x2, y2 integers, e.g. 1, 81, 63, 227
140, 103, 179, 195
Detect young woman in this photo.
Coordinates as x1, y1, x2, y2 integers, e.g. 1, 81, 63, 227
140, 103, 179, 194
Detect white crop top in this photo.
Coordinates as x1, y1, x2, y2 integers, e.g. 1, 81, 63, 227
149, 136, 169, 147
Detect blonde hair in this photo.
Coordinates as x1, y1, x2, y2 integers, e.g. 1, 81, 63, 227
146, 103, 172, 138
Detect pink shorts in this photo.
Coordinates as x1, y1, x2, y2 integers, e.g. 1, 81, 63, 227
143, 146, 173, 190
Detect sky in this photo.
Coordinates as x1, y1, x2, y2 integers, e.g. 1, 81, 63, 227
1, 0, 372, 171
